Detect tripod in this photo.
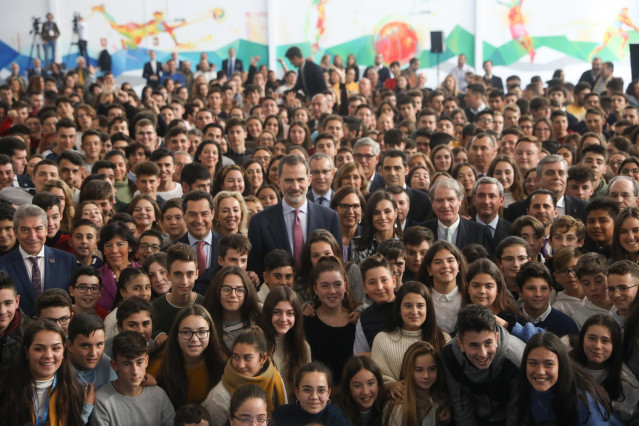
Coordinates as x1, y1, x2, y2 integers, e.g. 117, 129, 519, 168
28, 29, 43, 69
68, 30, 79, 59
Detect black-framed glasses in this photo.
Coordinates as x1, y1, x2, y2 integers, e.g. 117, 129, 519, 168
221, 286, 247, 296
43, 315, 72, 326
139, 243, 161, 251
337, 203, 361, 211
178, 329, 210, 340
74, 285, 101, 294
556, 268, 577, 277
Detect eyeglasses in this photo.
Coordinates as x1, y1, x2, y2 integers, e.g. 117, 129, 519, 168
607, 284, 639, 295
501, 256, 530, 264
556, 268, 577, 277
311, 169, 332, 176
337, 203, 361, 211
74, 285, 101, 294
354, 153, 375, 161
178, 329, 210, 340
139, 243, 161, 251
221, 286, 247, 296
232, 415, 269, 425
298, 386, 330, 396
43, 315, 72, 326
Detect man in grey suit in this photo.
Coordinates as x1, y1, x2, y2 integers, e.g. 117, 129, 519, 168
472, 177, 512, 252
248, 155, 341, 277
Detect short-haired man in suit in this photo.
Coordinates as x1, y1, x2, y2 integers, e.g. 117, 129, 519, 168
424, 178, 492, 251
248, 155, 341, 277
142, 50, 162, 87
354, 138, 385, 193
0, 204, 76, 316
307, 153, 334, 207
285, 46, 327, 98
472, 177, 512, 251
222, 47, 243, 80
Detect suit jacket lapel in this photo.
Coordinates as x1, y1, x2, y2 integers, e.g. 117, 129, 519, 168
268, 204, 291, 252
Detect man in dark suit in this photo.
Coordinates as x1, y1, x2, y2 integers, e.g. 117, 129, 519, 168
505, 155, 588, 223
472, 177, 512, 252
0, 204, 76, 316
379, 150, 432, 223
307, 152, 334, 207
354, 138, 385, 194
483, 60, 504, 92
26, 58, 45, 79
387, 186, 426, 231
578, 57, 602, 87
222, 47, 243, 79
142, 50, 162, 87
285, 46, 328, 99
248, 155, 341, 277
0, 137, 32, 188
173, 191, 221, 277
424, 178, 492, 250
363, 53, 391, 87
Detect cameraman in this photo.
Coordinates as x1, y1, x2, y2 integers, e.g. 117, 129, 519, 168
76, 14, 88, 63
41, 13, 59, 66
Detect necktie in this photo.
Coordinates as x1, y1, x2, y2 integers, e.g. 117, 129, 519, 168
293, 209, 304, 272
196, 241, 207, 273
229, 58, 234, 77
318, 197, 326, 207
29, 257, 42, 295
444, 227, 452, 243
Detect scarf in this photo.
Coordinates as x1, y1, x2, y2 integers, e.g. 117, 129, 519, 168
221, 357, 287, 414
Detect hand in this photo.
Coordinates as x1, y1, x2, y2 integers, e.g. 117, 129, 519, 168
347, 310, 361, 324
438, 406, 452, 424
85, 382, 95, 405
117, 90, 129, 104
494, 315, 508, 328
142, 373, 157, 386
250, 56, 261, 66
387, 380, 405, 400
88, 64, 97, 75
277, 58, 285, 64
155, 332, 168, 347
7, 110, 17, 120
303, 303, 316, 317
285, 91, 297, 106
247, 271, 260, 288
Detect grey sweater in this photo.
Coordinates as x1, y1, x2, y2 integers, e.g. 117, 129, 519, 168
90, 382, 175, 426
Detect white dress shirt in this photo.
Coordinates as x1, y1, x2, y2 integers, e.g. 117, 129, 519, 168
431, 287, 461, 334
437, 217, 461, 245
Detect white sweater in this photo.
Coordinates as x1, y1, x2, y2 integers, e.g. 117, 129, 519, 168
371, 328, 424, 384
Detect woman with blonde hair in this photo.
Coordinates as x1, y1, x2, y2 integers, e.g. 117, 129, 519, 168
212, 191, 249, 235
332, 162, 368, 196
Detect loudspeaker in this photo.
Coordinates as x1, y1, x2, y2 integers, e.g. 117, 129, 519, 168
431, 31, 444, 53
631, 44, 639, 80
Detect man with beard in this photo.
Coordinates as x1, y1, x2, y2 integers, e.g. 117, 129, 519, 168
248, 155, 341, 277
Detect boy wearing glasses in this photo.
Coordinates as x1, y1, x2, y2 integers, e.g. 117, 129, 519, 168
69, 266, 108, 320
67, 313, 116, 423
35, 288, 72, 335
91, 331, 174, 425
152, 243, 204, 333
573, 252, 615, 329
607, 260, 639, 323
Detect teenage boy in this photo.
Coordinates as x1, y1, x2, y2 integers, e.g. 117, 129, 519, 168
582, 198, 618, 257
152, 243, 204, 333
516, 262, 578, 337
160, 198, 187, 243
402, 226, 434, 282
81, 129, 102, 172
354, 254, 397, 356
225, 118, 253, 165
67, 313, 117, 422
572, 252, 615, 329
69, 266, 108, 319
442, 304, 525, 426
566, 165, 595, 201
108, 296, 157, 358
607, 260, 639, 325
133, 161, 165, 208
0, 202, 17, 256
0, 271, 29, 367
34, 288, 73, 335
91, 331, 175, 425
257, 249, 295, 303
135, 230, 163, 265
581, 144, 608, 199
70, 219, 103, 267
495, 236, 531, 298
551, 247, 586, 316
150, 148, 183, 200
546, 215, 585, 271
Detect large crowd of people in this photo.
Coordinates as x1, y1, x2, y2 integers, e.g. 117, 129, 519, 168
0, 41, 637, 425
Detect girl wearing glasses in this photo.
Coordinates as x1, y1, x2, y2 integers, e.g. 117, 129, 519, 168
260, 286, 311, 400
273, 362, 350, 425
149, 305, 225, 410
205, 266, 262, 354
572, 315, 639, 423
228, 384, 269, 426
204, 326, 287, 426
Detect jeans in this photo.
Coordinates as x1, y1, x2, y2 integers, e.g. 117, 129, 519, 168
78, 39, 88, 63
44, 40, 56, 66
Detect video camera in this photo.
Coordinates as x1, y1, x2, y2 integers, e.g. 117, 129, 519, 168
30, 17, 41, 35
72, 13, 80, 33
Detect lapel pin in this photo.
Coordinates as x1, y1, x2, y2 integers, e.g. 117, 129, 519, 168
49, 259, 55, 263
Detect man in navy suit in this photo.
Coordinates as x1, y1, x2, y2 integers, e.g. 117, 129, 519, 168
505, 155, 588, 223
380, 150, 432, 223
0, 137, 32, 188
472, 177, 512, 252
142, 50, 162, 87
354, 138, 385, 194
173, 190, 221, 275
285, 46, 327, 99
424, 178, 492, 251
0, 204, 76, 316
483, 60, 504, 92
222, 47, 243, 79
248, 155, 341, 277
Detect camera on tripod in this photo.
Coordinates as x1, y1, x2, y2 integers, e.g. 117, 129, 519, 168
72, 13, 80, 33
30, 17, 41, 35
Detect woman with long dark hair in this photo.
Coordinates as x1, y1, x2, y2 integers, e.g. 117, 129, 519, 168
352, 190, 401, 264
